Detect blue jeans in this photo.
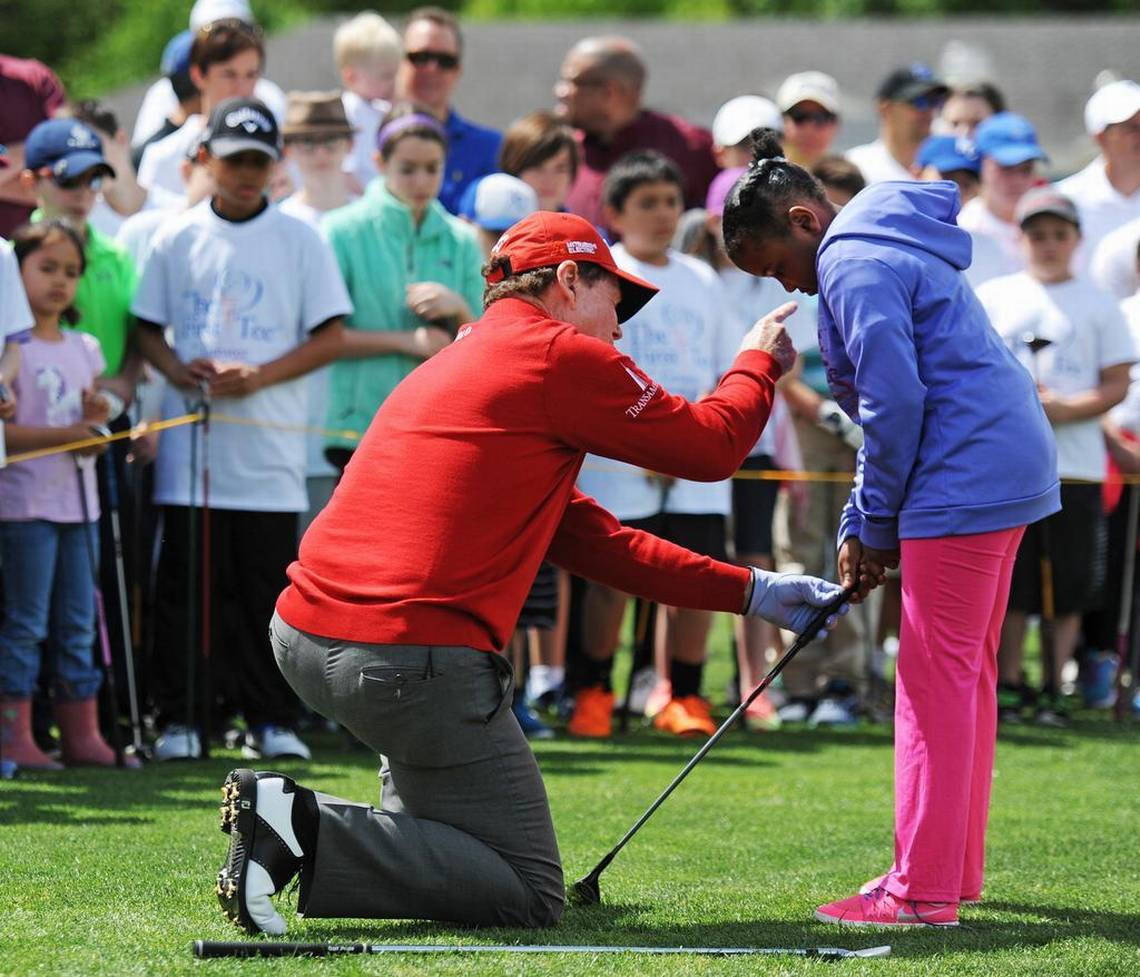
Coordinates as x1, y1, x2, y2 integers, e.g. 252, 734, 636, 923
0, 520, 101, 700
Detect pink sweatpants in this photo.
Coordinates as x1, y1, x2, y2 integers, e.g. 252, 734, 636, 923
882, 526, 1024, 903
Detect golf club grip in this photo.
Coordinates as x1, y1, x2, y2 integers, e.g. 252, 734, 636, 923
601, 585, 856, 864
194, 941, 344, 957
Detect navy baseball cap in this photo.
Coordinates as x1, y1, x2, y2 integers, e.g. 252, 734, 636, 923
877, 63, 949, 104
203, 97, 281, 160
161, 30, 194, 77
24, 119, 116, 181
917, 135, 980, 175
974, 112, 1048, 166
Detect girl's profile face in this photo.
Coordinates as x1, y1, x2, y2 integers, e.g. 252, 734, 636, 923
379, 135, 445, 214
21, 233, 83, 319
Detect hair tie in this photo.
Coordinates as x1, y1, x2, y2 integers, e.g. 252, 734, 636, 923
376, 113, 446, 152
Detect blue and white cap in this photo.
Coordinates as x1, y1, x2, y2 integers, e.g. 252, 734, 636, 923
917, 135, 981, 175
24, 119, 116, 181
459, 173, 538, 232
975, 112, 1048, 166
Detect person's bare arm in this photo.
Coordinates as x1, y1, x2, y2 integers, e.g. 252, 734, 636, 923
339, 324, 451, 361
206, 319, 346, 398
99, 129, 148, 217
1039, 362, 1133, 424
0, 142, 36, 206
777, 356, 825, 419
133, 319, 201, 390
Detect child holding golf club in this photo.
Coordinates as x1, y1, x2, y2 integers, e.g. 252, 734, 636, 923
977, 187, 1136, 725
0, 220, 125, 769
722, 130, 1061, 927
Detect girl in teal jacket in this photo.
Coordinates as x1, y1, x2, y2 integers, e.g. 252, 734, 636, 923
322, 103, 484, 465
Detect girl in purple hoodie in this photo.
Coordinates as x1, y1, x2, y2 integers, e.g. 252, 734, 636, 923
723, 130, 1060, 928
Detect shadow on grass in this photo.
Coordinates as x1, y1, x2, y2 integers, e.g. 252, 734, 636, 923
296, 896, 1140, 957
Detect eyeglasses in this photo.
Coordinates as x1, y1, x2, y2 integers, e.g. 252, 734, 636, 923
54, 172, 104, 192
405, 50, 460, 71
786, 109, 838, 126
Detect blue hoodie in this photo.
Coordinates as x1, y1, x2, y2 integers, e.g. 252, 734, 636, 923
816, 180, 1060, 550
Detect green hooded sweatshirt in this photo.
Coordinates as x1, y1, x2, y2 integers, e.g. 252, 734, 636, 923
322, 181, 484, 449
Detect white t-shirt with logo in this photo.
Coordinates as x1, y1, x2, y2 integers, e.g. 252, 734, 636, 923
957, 197, 1024, 287
132, 200, 353, 511
576, 246, 738, 521
844, 141, 916, 185
2, 239, 33, 340
1057, 157, 1140, 276
1090, 214, 1140, 301
977, 272, 1136, 480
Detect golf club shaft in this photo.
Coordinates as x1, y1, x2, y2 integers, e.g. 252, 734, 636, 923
191, 941, 885, 959
589, 587, 855, 877
1114, 484, 1140, 720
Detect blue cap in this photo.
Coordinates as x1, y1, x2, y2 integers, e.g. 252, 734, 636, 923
916, 135, 980, 175
161, 30, 194, 77
23, 119, 115, 181
974, 112, 1048, 166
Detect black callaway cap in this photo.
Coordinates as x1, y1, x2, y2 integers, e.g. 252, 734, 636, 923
203, 97, 281, 160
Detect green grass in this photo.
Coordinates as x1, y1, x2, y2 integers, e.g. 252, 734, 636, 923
3, 617, 1139, 976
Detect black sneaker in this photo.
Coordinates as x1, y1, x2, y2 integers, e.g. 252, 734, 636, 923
1035, 692, 1070, 728
216, 768, 312, 934
997, 683, 1025, 724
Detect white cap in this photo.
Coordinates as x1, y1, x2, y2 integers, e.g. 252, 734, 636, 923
1085, 79, 1140, 136
776, 71, 841, 115
712, 96, 783, 149
190, 0, 254, 31
460, 173, 539, 232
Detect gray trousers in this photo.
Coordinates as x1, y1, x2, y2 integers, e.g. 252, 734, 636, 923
269, 612, 564, 928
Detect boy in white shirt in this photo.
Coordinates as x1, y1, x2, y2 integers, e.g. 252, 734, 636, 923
333, 12, 401, 194
976, 187, 1135, 724
571, 151, 738, 739
133, 98, 352, 762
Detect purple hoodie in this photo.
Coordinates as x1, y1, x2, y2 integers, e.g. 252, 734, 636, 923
816, 180, 1059, 549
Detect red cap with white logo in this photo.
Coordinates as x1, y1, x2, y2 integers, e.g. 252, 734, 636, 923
486, 211, 659, 323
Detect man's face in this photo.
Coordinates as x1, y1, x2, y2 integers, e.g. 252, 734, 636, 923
554, 52, 612, 133
557, 267, 623, 345
1098, 110, 1140, 168
396, 20, 461, 113
194, 48, 262, 110
882, 96, 938, 144
35, 168, 103, 227
782, 100, 839, 164
940, 94, 993, 137
1021, 214, 1080, 280
981, 157, 1037, 214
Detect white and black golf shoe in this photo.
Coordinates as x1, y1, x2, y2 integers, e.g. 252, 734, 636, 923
216, 768, 314, 935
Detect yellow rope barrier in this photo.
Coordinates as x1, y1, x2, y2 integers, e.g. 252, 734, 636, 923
3, 410, 1137, 484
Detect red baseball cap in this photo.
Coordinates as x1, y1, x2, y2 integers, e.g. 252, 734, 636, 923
486, 211, 659, 323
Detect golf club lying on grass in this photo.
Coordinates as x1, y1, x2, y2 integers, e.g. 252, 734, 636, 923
192, 941, 890, 959
572, 584, 857, 906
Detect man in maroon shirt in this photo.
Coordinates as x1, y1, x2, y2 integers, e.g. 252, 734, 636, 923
0, 56, 67, 237
214, 212, 844, 936
555, 36, 719, 236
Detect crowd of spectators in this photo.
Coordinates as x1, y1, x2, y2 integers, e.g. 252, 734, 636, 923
2, 0, 1139, 769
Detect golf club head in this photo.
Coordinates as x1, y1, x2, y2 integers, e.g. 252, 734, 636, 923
1020, 332, 1053, 354
569, 872, 601, 906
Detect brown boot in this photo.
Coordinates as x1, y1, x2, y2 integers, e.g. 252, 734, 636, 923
57, 698, 139, 768
0, 698, 63, 770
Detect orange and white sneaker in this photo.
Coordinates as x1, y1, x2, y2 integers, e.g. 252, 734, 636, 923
744, 690, 782, 731
814, 887, 959, 927
653, 696, 718, 737
860, 874, 981, 905
567, 686, 614, 739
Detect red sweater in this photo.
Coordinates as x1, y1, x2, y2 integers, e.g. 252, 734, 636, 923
277, 298, 781, 651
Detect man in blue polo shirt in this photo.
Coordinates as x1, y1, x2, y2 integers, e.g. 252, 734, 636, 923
394, 6, 500, 215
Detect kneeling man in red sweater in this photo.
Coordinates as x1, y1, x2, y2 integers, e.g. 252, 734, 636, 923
215, 211, 844, 935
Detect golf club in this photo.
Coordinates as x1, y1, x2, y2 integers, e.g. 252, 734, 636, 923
192, 940, 890, 959
74, 457, 125, 767
198, 383, 212, 761
1021, 333, 1058, 707
571, 584, 856, 906
1113, 483, 1139, 721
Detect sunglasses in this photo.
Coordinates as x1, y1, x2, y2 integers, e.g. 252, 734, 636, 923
910, 94, 945, 111
405, 50, 460, 71
54, 172, 104, 192
786, 109, 838, 126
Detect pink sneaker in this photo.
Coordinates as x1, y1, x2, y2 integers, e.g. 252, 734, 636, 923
860, 874, 981, 906
814, 887, 959, 927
